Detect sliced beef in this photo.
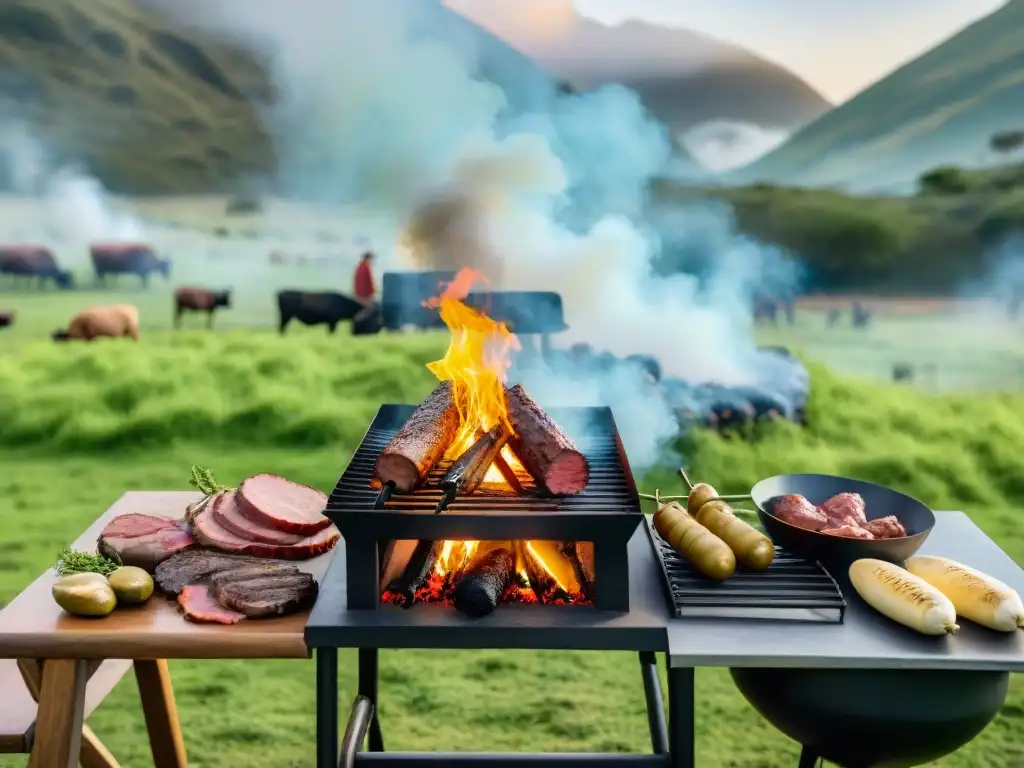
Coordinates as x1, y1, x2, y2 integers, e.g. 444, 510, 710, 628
819, 493, 867, 528
207, 563, 303, 589
770, 494, 827, 531
192, 493, 339, 560
860, 515, 907, 539
236, 474, 331, 535
96, 513, 194, 572
212, 490, 306, 545
178, 585, 246, 624
212, 574, 318, 618
154, 549, 271, 596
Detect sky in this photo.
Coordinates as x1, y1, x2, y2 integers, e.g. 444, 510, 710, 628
446, 0, 1008, 103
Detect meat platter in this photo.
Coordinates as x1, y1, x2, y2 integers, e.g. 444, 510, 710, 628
52, 468, 340, 625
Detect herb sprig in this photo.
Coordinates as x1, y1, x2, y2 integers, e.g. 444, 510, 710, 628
54, 547, 121, 577
189, 465, 231, 496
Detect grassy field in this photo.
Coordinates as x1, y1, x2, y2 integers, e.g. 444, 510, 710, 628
0, 327, 1022, 767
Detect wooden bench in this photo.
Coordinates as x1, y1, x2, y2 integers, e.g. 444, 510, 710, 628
0, 657, 132, 766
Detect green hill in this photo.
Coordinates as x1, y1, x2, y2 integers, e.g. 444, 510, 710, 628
738, 0, 1024, 191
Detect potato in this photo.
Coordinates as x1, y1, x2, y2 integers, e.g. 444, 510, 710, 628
687, 483, 719, 516
696, 501, 775, 571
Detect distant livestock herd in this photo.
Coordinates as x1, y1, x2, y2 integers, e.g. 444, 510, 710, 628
0, 243, 171, 288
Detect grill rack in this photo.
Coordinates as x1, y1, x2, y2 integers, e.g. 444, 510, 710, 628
645, 517, 846, 623
324, 404, 644, 612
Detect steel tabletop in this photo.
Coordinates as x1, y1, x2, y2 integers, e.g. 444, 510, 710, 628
666, 511, 1024, 670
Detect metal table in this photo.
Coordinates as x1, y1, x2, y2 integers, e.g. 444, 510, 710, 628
666, 512, 1024, 766
305, 528, 686, 768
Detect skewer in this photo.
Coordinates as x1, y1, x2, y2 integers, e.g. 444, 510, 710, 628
678, 468, 750, 500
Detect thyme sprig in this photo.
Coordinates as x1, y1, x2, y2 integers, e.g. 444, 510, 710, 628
54, 547, 121, 577
189, 465, 231, 497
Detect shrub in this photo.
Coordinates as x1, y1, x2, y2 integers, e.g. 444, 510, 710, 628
918, 165, 971, 195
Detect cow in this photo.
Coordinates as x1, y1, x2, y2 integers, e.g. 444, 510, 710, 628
0, 245, 74, 289
174, 287, 232, 329
276, 290, 363, 334
52, 304, 140, 342
0, 310, 13, 329
851, 301, 872, 328
90, 243, 171, 287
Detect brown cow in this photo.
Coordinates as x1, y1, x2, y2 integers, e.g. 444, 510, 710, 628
174, 286, 232, 329
52, 304, 140, 342
0, 310, 13, 328
0, 245, 74, 289
90, 243, 171, 287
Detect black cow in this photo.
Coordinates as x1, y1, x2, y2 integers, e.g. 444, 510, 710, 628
277, 290, 364, 334
0, 310, 13, 328
0, 245, 74, 289
91, 243, 171, 287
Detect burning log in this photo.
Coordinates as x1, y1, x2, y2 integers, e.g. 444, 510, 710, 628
383, 540, 442, 607
504, 384, 590, 495
492, 450, 523, 494
453, 546, 515, 618
520, 540, 580, 603
559, 541, 595, 601
436, 424, 511, 510
373, 381, 459, 493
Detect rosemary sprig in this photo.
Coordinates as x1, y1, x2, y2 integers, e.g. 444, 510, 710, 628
189, 465, 231, 497
54, 547, 121, 577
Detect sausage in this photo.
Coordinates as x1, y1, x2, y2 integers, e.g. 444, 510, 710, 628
695, 501, 774, 571
654, 501, 735, 581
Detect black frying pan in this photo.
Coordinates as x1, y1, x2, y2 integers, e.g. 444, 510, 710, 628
750, 473, 935, 571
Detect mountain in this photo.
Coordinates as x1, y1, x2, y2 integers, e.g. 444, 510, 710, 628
0, 0, 584, 194
738, 0, 1024, 191
443, 2, 832, 138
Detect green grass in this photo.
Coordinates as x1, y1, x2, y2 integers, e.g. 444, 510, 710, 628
0, 330, 1022, 766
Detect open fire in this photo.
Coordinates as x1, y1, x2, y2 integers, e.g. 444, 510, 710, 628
371, 268, 595, 615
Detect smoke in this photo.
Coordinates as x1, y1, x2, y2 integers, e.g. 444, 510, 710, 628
680, 121, 790, 172
0, 122, 144, 249
158, 0, 802, 470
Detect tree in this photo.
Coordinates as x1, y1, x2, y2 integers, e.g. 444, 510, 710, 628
990, 130, 1024, 155
918, 166, 970, 195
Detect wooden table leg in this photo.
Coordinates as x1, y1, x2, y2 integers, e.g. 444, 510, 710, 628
81, 724, 122, 768
27, 658, 88, 768
134, 659, 188, 768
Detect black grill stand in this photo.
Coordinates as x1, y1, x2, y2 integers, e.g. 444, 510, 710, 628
317, 647, 693, 768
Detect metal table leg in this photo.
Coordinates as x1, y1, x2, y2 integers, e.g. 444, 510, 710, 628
317, 648, 339, 768
637, 652, 668, 754
359, 648, 385, 752
797, 746, 821, 768
667, 663, 694, 768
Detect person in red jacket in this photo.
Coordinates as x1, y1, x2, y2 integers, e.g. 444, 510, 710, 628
353, 251, 376, 323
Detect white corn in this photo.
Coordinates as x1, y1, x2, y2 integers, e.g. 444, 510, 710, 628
849, 558, 959, 636
906, 555, 1024, 632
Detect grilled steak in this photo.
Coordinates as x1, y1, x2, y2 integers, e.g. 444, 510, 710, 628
860, 515, 907, 539
178, 585, 246, 625
236, 474, 332, 535
154, 550, 272, 596
192, 493, 339, 559
212, 490, 306, 545
819, 493, 867, 528
212, 574, 318, 617
372, 380, 460, 493
820, 524, 875, 540
97, 513, 194, 572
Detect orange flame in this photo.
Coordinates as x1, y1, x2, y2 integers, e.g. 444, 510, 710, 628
425, 268, 523, 487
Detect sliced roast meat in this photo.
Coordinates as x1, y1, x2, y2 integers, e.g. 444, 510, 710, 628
97, 513, 194, 572
178, 585, 246, 624
211, 490, 306, 545
192, 494, 339, 560
206, 563, 303, 589
154, 550, 271, 596
236, 474, 331, 535
212, 574, 318, 618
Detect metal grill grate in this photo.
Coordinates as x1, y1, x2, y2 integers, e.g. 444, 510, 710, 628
327, 405, 639, 517
645, 518, 846, 623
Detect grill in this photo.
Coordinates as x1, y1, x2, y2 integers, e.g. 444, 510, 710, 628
647, 521, 846, 623
325, 404, 643, 612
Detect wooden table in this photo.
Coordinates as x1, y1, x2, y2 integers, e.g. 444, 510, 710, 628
0, 491, 334, 768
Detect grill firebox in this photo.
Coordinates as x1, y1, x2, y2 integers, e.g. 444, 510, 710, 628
326, 404, 643, 613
